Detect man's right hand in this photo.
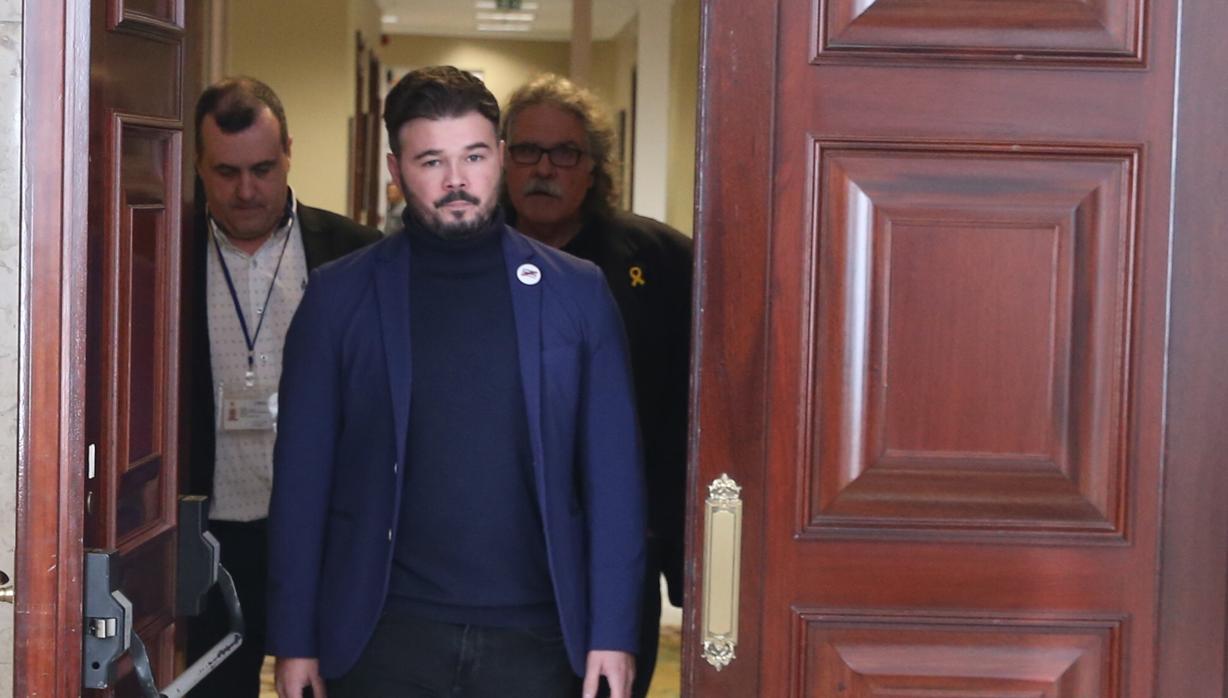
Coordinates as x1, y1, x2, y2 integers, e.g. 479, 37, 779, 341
275, 657, 326, 698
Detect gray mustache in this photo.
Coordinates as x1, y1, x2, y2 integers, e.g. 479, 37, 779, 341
522, 179, 563, 198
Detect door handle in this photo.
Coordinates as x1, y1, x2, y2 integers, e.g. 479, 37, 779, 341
701, 473, 743, 671
84, 549, 244, 698
135, 565, 244, 698
83, 498, 245, 697
159, 496, 246, 698
0, 569, 12, 604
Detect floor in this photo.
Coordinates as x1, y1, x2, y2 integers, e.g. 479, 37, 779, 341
258, 625, 683, 697
646, 625, 682, 698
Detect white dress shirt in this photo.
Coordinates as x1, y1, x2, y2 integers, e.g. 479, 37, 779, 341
206, 199, 308, 521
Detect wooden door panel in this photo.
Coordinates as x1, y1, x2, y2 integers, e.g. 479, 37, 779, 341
93, 9, 182, 121
114, 458, 165, 538
785, 542, 1139, 610
805, 144, 1135, 539
796, 612, 1121, 697
819, 0, 1143, 61
114, 120, 181, 544
687, 0, 1202, 694
116, 530, 176, 629
765, 0, 1170, 687
87, 116, 182, 550
18, 0, 203, 693
124, 207, 163, 466
92, 43, 181, 118
109, 0, 181, 29
85, 1, 187, 693
86, 113, 183, 694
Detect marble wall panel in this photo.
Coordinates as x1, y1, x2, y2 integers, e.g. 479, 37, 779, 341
0, 16, 21, 698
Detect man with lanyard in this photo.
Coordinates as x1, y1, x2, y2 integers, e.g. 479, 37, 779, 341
501, 74, 694, 698
186, 76, 379, 697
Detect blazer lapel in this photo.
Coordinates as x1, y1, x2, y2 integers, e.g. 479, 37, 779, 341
297, 204, 330, 270
376, 233, 413, 462
501, 229, 545, 481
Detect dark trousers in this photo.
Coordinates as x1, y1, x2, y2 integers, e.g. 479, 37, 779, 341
186, 519, 268, 698
327, 611, 576, 698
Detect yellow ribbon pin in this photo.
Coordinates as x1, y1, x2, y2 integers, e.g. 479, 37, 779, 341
629, 266, 646, 287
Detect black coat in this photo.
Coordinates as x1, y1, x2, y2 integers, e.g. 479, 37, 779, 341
562, 211, 694, 606
185, 203, 381, 501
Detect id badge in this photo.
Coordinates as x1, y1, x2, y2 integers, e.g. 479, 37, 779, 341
218, 383, 278, 432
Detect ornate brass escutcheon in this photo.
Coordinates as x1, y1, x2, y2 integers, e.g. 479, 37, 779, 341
701, 473, 742, 670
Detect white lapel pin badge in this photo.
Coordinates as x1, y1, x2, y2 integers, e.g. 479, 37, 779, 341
517, 263, 542, 286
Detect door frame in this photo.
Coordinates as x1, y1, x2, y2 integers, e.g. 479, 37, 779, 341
15, 0, 90, 695
1152, 0, 1228, 689
683, 0, 1228, 694
16, 0, 1228, 696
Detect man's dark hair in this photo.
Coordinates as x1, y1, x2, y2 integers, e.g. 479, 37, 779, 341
383, 66, 500, 157
195, 76, 289, 155
501, 73, 619, 221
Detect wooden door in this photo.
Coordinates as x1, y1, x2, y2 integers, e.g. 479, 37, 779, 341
349, 35, 384, 227
85, 1, 205, 694
685, 0, 1228, 696
16, 0, 203, 695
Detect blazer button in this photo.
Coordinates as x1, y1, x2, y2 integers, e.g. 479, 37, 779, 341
393, 461, 398, 474
387, 529, 393, 542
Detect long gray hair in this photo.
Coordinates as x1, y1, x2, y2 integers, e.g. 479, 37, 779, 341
501, 74, 620, 220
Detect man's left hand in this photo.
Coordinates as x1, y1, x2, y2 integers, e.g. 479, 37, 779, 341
582, 650, 636, 698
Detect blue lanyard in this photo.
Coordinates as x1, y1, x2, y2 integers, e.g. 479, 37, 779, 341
213, 227, 292, 384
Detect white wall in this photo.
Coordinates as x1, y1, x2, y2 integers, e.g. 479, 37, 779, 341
0, 0, 21, 694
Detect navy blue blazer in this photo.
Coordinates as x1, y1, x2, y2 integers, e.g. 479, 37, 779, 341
266, 224, 648, 678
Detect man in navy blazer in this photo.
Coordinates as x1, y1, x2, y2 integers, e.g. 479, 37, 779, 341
268, 66, 647, 698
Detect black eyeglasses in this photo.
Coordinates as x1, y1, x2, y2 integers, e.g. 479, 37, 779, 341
508, 142, 586, 168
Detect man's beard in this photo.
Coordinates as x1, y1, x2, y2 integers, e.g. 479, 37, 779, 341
401, 181, 498, 240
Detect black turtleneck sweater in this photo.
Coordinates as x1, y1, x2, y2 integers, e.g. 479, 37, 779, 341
386, 215, 556, 628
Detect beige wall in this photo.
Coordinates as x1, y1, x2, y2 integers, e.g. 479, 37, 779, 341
591, 18, 638, 209
353, 18, 691, 234
592, 2, 698, 235
381, 35, 570, 110
226, 0, 383, 214
667, 0, 700, 236
350, 0, 382, 63
0, 1, 19, 695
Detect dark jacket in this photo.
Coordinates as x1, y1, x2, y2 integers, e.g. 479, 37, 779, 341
562, 212, 694, 607
185, 202, 380, 501
265, 226, 647, 677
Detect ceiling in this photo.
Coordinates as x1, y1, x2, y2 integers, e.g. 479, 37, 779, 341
376, 0, 640, 41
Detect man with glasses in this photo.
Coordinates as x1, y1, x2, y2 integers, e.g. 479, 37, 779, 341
502, 73, 694, 698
